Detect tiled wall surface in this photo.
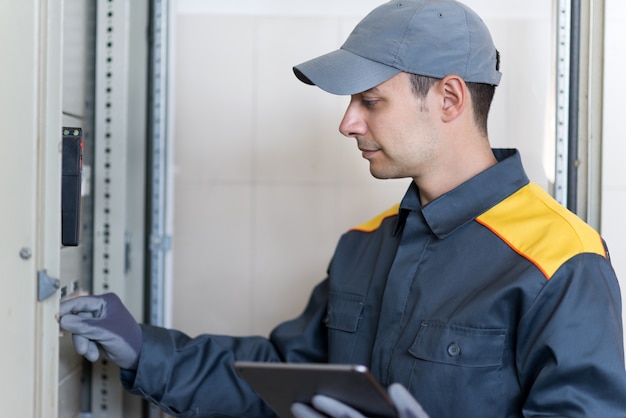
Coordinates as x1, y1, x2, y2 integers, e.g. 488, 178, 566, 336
172, 13, 412, 337
171, 1, 624, 339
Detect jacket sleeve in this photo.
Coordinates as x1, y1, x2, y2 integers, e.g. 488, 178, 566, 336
517, 252, 626, 417
120, 279, 329, 417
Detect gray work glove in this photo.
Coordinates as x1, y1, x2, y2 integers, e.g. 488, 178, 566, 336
59, 293, 142, 370
291, 383, 429, 418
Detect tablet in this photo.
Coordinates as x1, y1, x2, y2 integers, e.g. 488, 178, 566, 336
233, 361, 397, 418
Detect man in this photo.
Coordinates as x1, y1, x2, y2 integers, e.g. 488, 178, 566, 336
60, 0, 626, 417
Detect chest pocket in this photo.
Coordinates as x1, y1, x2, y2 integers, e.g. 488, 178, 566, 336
325, 292, 364, 332
409, 321, 506, 367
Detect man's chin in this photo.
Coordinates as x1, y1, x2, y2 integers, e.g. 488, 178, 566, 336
369, 169, 403, 180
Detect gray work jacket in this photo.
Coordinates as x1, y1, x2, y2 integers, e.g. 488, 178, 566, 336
122, 149, 626, 417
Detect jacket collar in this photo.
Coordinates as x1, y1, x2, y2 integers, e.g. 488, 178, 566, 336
396, 149, 529, 239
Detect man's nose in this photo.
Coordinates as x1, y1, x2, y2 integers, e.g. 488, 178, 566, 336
339, 98, 366, 138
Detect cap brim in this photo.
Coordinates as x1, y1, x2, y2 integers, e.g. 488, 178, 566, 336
293, 48, 401, 95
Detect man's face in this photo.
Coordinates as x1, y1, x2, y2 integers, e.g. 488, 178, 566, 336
339, 72, 439, 182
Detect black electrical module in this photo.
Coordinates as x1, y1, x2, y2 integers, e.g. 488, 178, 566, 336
61, 127, 83, 246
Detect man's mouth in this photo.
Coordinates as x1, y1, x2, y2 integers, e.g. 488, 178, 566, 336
358, 145, 379, 160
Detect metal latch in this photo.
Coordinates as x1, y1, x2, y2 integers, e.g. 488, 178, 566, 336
38, 269, 60, 301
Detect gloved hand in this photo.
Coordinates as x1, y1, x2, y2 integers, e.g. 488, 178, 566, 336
291, 383, 429, 418
59, 293, 142, 370
387, 384, 429, 418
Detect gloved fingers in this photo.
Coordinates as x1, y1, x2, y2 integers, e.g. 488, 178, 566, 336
311, 395, 366, 418
64, 309, 103, 362
63, 314, 140, 369
59, 295, 106, 317
84, 340, 100, 362
71, 335, 100, 362
59, 310, 103, 337
388, 383, 429, 418
71, 334, 90, 356
291, 402, 328, 418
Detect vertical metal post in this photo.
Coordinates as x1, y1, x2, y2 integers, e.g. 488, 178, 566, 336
567, 0, 581, 213
147, 0, 172, 329
555, 0, 586, 214
556, 0, 605, 225
555, 0, 571, 207
92, 0, 130, 415
146, 2, 173, 413
576, 0, 605, 230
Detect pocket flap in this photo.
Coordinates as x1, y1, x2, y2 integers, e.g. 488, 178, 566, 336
409, 321, 506, 367
325, 292, 364, 333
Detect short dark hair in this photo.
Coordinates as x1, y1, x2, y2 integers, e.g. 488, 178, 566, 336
466, 82, 496, 135
408, 73, 497, 136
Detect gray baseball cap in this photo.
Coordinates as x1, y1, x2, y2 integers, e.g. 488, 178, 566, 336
293, 0, 502, 95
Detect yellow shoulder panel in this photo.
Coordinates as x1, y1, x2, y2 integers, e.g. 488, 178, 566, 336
351, 203, 401, 233
475, 183, 605, 280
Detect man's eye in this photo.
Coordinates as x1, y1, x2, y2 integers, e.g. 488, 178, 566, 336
362, 99, 378, 107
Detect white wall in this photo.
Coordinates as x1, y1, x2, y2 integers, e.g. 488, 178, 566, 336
602, 0, 626, 307
171, 0, 625, 338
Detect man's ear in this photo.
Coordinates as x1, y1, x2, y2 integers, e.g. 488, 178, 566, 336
439, 75, 467, 123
